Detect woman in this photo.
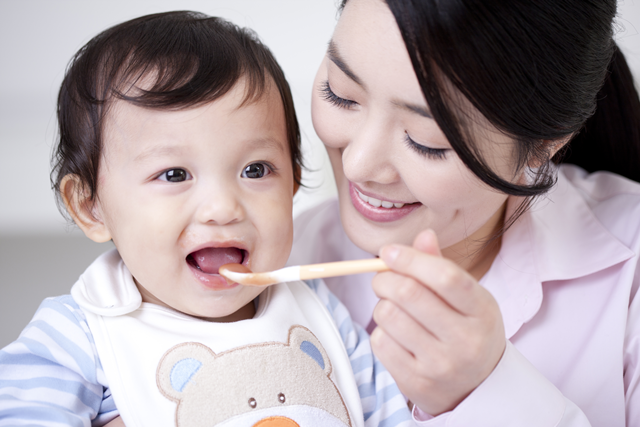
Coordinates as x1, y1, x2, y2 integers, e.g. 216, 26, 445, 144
289, 0, 640, 425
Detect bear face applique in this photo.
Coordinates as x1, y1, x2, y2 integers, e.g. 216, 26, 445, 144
156, 325, 352, 427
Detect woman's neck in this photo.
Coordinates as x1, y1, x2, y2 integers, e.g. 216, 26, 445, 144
441, 201, 507, 281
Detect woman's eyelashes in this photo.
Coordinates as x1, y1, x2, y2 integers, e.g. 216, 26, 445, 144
320, 80, 358, 109
241, 162, 274, 179
157, 168, 192, 182
405, 133, 448, 160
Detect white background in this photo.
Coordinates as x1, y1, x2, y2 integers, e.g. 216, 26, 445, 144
0, 0, 341, 237
1, 1, 640, 235
0, 1, 639, 347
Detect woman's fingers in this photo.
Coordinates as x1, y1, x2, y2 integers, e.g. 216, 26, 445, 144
372, 271, 464, 343
412, 229, 442, 257
379, 240, 485, 317
372, 294, 440, 354
370, 307, 489, 415
104, 417, 126, 427
371, 229, 506, 414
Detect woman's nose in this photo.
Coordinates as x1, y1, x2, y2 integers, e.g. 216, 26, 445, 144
341, 116, 399, 185
195, 184, 245, 226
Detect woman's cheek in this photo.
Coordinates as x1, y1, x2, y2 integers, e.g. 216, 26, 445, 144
311, 99, 350, 150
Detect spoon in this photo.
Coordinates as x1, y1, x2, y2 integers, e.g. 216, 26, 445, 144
219, 258, 389, 287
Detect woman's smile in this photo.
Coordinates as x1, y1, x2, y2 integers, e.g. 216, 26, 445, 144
312, 0, 510, 256
349, 181, 422, 222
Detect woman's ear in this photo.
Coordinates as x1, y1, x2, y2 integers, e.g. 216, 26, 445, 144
528, 134, 574, 168
60, 174, 112, 243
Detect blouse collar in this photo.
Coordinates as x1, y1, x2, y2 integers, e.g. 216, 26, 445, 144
482, 166, 634, 338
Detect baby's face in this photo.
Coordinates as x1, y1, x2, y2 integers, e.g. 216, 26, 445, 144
94, 81, 295, 321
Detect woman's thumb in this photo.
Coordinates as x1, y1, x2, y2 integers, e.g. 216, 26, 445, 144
413, 229, 442, 257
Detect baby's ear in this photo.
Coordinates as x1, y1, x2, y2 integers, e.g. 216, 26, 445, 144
60, 174, 111, 243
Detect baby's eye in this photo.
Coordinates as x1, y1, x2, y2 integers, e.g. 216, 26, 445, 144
158, 168, 191, 182
241, 162, 272, 179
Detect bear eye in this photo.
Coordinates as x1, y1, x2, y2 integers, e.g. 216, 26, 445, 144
248, 397, 257, 408
278, 393, 286, 403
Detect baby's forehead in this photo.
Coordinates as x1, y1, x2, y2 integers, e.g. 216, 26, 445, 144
100, 83, 288, 159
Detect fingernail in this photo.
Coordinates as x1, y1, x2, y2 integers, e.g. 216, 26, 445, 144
382, 245, 400, 263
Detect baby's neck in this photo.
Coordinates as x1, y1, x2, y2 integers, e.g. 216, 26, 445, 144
194, 302, 256, 323
134, 278, 256, 322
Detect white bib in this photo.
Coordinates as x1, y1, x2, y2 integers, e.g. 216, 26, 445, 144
71, 250, 364, 427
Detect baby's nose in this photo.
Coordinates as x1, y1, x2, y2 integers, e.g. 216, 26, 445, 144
195, 186, 244, 226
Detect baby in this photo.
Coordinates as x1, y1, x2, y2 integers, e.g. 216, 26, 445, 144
0, 11, 412, 427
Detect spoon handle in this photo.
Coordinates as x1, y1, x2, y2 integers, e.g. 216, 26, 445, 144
299, 258, 389, 280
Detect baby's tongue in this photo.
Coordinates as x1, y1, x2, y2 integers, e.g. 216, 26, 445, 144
190, 247, 243, 274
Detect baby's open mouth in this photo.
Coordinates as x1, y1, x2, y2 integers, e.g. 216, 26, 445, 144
186, 247, 247, 274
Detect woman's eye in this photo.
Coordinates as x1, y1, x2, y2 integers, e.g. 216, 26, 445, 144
405, 133, 449, 160
158, 168, 191, 182
242, 162, 272, 179
320, 80, 358, 109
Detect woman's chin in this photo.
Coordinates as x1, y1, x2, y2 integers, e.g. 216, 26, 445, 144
339, 208, 409, 255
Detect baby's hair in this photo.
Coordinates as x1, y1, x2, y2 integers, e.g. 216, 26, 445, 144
51, 10, 302, 216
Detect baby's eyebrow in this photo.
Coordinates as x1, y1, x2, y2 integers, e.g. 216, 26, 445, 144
244, 137, 288, 155
133, 145, 185, 163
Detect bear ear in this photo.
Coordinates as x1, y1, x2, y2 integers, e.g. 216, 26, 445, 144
156, 342, 216, 402
287, 325, 332, 377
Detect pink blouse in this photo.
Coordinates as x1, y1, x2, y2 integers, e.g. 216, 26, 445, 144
289, 165, 640, 426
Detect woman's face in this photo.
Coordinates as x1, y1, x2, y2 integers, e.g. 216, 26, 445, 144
311, 0, 517, 259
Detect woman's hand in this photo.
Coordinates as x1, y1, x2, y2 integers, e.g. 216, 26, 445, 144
104, 416, 126, 427
371, 229, 506, 416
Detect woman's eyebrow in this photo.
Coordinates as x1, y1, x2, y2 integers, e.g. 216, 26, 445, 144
392, 100, 432, 118
327, 40, 363, 87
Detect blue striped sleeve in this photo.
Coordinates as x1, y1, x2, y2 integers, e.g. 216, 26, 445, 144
306, 279, 415, 427
0, 295, 118, 426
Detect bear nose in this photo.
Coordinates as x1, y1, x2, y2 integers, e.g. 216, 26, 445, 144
252, 416, 300, 427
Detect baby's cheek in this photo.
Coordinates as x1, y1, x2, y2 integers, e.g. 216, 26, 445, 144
264, 209, 294, 265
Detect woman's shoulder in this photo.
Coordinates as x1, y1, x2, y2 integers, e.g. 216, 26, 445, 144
559, 164, 640, 247
290, 197, 345, 265
293, 197, 341, 238
561, 163, 640, 201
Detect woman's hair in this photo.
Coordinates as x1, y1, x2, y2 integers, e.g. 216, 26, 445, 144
342, 0, 640, 194
558, 44, 640, 182
51, 10, 302, 211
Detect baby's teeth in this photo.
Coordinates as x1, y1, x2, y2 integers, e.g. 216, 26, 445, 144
368, 197, 382, 208
394, 203, 405, 208
381, 201, 394, 208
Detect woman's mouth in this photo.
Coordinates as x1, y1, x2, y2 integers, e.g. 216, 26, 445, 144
349, 182, 421, 222
186, 247, 248, 289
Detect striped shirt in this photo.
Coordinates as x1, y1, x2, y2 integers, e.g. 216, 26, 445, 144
0, 280, 413, 427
